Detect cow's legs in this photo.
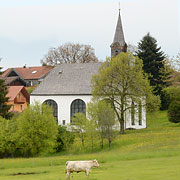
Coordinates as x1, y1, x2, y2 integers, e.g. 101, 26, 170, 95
85, 170, 89, 178
66, 171, 70, 180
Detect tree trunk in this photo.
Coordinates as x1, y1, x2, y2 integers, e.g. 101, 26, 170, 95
82, 138, 84, 147
108, 125, 111, 149
81, 133, 85, 147
113, 107, 123, 134
120, 120, 124, 134
91, 134, 94, 152
101, 136, 104, 149
120, 96, 125, 134
108, 138, 111, 149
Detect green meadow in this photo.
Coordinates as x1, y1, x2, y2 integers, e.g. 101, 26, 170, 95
1, 111, 180, 180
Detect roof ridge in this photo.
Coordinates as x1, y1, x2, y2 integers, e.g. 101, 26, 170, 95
7, 66, 52, 69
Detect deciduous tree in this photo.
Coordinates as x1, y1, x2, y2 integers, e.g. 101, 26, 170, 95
87, 100, 116, 149
56, 125, 75, 152
41, 43, 98, 66
0, 117, 17, 158
85, 110, 98, 152
91, 52, 159, 134
72, 112, 87, 147
16, 102, 58, 157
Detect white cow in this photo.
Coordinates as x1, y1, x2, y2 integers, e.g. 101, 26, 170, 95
65, 159, 99, 179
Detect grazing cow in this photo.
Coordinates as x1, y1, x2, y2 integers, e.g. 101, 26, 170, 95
65, 159, 99, 179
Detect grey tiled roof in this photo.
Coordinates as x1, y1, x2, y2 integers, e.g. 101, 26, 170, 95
31, 63, 102, 95
113, 11, 126, 46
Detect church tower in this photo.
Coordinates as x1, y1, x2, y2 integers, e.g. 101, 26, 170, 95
110, 9, 127, 56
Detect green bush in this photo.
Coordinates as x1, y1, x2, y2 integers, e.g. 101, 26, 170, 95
56, 125, 75, 152
164, 86, 180, 108
168, 101, 180, 123
0, 102, 59, 158
0, 117, 18, 158
15, 102, 58, 157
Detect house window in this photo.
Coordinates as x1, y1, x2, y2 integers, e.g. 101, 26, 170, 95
139, 101, 142, 125
131, 101, 135, 125
43, 99, 58, 121
70, 99, 86, 123
63, 120, 66, 125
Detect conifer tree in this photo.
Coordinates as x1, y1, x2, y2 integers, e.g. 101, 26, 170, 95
136, 33, 167, 108
0, 67, 12, 119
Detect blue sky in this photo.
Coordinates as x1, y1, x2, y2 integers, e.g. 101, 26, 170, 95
0, 0, 179, 70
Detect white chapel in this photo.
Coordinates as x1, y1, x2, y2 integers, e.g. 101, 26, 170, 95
30, 10, 146, 129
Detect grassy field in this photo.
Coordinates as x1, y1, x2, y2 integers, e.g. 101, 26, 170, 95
0, 111, 180, 180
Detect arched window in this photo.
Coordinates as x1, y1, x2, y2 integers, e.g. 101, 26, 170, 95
43, 99, 58, 121
131, 101, 135, 126
139, 101, 142, 125
70, 99, 86, 123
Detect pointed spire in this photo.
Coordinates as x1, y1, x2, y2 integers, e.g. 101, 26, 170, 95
110, 8, 127, 56
113, 9, 126, 46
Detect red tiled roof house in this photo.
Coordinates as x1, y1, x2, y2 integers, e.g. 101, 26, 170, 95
6, 86, 30, 112
2, 66, 53, 86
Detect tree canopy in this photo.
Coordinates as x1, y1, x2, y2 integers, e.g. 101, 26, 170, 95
15, 102, 58, 157
0, 102, 58, 157
91, 52, 160, 134
41, 42, 99, 66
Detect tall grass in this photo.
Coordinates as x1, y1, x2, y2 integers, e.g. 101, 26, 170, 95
66, 111, 180, 155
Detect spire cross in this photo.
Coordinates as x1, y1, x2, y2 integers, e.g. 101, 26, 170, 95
118, 2, 121, 11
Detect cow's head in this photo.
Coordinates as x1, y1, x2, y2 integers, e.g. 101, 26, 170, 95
93, 159, 99, 167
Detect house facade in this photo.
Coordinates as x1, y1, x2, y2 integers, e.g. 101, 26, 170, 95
6, 86, 30, 113
30, 10, 146, 129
